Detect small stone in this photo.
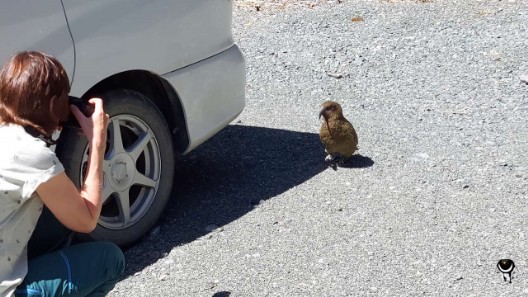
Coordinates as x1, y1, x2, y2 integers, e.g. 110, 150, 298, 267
353, 57, 364, 65
326, 72, 343, 79
520, 74, 528, 84
351, 16, 364, 22
159, 275, 167, 281
205, 224, 218, 232
416, 153, 429, 159
208, 280, 220, 289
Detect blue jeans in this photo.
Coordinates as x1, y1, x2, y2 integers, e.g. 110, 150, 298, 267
16, 242, 125, 297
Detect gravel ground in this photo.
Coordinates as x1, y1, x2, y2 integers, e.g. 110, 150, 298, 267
109, 0, 528, 296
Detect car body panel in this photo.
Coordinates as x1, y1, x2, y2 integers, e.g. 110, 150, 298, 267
162, 44, 246, 153
61, 0, 235, 97
0, 1, 74, 78
0, 0, 244, 155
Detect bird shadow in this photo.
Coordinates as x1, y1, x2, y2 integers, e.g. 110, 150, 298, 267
121, 124, 330, 275
339, 154, 375, 169
325, 154, 375, 171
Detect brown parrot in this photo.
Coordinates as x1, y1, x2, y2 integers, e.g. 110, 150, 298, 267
319, 100, 358, 164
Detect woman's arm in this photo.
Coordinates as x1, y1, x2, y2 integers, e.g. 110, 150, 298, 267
36, 98, 109, 233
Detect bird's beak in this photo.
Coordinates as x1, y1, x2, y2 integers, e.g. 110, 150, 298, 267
319, 109, 330, 129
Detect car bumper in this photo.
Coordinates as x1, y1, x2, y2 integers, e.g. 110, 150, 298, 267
162, 44, 246, 154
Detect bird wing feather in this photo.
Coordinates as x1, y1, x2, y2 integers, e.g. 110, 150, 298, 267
320, 117, 358, 158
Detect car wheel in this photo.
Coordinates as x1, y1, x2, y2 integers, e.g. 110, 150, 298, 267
56, 89, 175, 247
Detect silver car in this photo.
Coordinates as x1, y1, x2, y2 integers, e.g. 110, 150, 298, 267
0, 0, 245, 247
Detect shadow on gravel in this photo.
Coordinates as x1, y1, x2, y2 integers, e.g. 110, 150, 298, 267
326, 154, 375, 171
339, 154, 375, 169
122, 124, 328, 275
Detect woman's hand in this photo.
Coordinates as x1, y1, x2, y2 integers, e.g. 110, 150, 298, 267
70, 98, 109, 152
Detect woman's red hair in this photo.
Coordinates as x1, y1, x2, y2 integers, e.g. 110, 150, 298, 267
0, 51, 70, 136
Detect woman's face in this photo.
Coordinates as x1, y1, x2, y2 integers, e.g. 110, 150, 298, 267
53, 92, 71, 128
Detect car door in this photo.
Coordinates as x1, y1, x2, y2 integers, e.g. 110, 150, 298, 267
59, 0, 234, 96
0, 1, 74, 80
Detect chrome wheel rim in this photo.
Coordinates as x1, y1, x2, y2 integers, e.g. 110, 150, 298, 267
80, 114, 161, 230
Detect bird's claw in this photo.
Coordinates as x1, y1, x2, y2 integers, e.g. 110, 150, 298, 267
325, 154, 347, 169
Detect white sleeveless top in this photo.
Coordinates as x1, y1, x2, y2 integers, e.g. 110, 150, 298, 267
0, 124, 64, 297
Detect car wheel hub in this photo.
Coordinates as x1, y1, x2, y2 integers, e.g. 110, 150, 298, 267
109, 153, 135, 190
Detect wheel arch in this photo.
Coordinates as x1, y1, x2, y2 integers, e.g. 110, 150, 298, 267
81, 70, 189, 154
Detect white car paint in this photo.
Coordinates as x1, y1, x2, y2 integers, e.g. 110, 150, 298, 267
0, 0, 245, 154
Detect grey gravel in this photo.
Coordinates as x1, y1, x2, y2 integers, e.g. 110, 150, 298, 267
108, 0, 528, 296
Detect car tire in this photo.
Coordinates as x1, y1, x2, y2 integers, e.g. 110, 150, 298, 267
56, 89, 176, 247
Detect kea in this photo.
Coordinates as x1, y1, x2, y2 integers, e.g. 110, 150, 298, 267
319, 100, 358, 165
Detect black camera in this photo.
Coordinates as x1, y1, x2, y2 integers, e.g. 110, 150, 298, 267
68, 96, 94, 117
61, 96, 94, 128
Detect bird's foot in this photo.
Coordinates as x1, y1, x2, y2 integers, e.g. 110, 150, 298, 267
325, 154, 345, 170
